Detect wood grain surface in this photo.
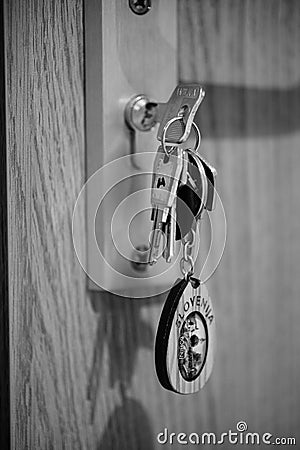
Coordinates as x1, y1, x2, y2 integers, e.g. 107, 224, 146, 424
0, 0, 10, 447
179, 0, 300, 445
4, 0, 300, 448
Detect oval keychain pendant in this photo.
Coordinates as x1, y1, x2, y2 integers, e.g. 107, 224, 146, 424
155, 276, 216, 394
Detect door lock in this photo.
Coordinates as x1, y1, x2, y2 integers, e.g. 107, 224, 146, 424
125, 84, 206, 155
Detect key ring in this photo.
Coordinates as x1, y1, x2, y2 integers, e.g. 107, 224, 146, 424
180, 229, 196, 278
180, 255, 194, 278
161, 117, 202, 156
184, 229, 196, 254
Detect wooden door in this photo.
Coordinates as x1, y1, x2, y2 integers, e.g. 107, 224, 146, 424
3, 0, 300, 448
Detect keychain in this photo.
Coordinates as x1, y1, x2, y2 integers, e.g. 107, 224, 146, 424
154, 223, 216, 395
151, 141, 217, 394
147, 85, 218, 394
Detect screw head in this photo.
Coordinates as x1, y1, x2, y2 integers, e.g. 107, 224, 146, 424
129, 0, 151, 15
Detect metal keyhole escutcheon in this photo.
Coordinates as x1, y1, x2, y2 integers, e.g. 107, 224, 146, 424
129, 0, 151, 15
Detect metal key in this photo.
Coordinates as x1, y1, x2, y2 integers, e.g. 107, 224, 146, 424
180, 149, 189, 186
163, 202, 177, 263
162, 150, 188, 262
151, 146, 184, 219
186, 150, 208, 220
156, 85, 205, 144
149, 208, 166, 264
186, 151, 217, 212
175, 150, 208, 240
197, 155, 217, 211
149, 146, 184, 263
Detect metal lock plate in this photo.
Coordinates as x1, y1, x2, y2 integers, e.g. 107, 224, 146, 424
78, 0, 178, 296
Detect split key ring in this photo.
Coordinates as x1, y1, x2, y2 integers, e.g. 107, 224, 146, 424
161, 117, 202, 156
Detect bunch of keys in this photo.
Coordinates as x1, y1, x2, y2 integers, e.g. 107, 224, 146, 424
154, 152, 217, 395
148, 84, 218, 394
149, 84, 216, 266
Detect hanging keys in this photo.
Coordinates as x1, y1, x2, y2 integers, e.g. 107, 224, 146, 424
149, 146, 184, 264
148, 88, 220, 395
154, 144, 217, 394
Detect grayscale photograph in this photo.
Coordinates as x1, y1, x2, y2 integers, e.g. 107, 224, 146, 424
1, 0, 299, 449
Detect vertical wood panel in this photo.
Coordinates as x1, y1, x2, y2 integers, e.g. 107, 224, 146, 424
0, 0, 10, 447
5, 0, 300, 449
5, 1, 97, 448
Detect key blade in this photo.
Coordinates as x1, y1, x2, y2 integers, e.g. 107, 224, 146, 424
166, 203, 176, 263
162, 211, 170, 261
149, 228, 163, 264
180, 150, 189, 186
149, 209, 164, 264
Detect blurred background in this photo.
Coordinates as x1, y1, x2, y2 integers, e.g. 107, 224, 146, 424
4, 0, 300, 448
